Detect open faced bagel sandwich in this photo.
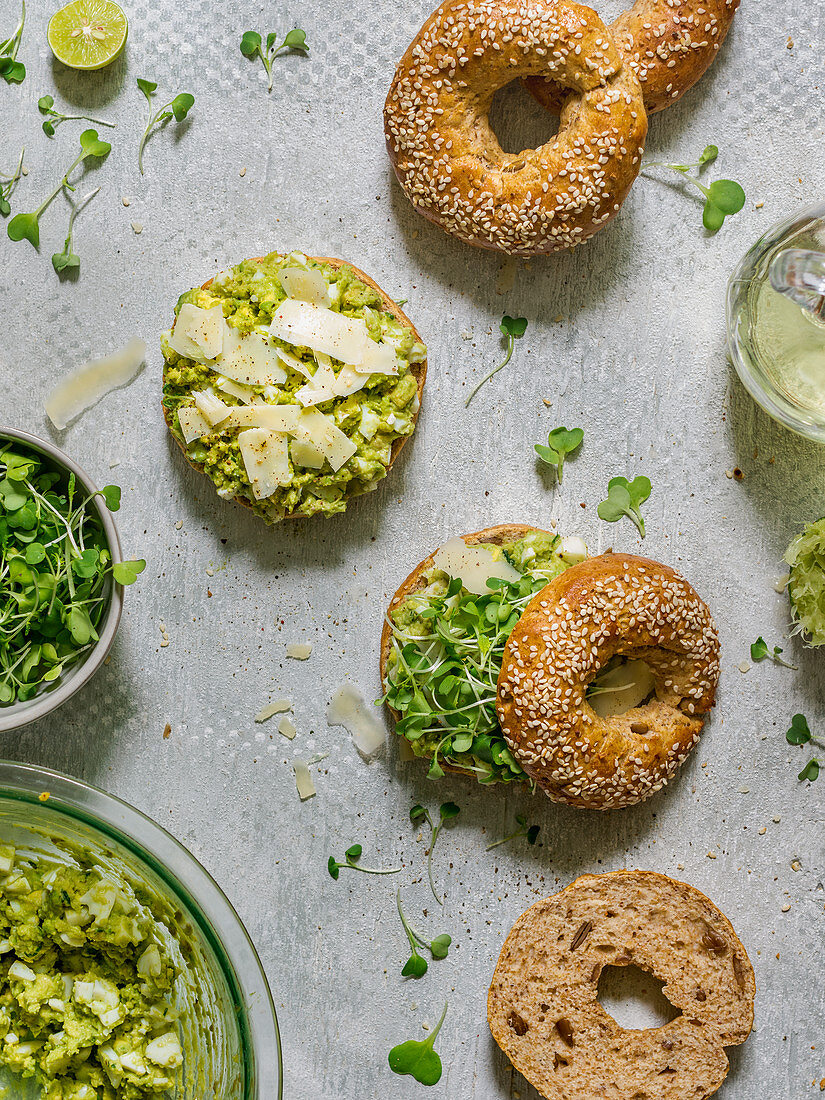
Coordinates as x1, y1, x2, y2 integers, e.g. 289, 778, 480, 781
380, 529, 720, 808
526, 0, 741, 117
488, 870, 755, 1100
384, 0, 648, 255
161, 252, 427, 524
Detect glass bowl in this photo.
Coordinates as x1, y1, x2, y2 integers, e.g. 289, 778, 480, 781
727, 200, 825, 443
0, 760, 282, 1099
0, 426, 125, 732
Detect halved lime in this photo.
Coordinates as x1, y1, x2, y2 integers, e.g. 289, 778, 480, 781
47, 0, 128, 71
785, 517, 825, 647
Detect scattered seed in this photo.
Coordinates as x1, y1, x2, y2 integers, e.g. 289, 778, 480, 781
738, 661, 750, 673
131, 221, 143, 234
781, 904, 791, 912
239, 166, 247, 177
122, 196, 131, 206
175, 520, 183, 530
758, 826, 767, 835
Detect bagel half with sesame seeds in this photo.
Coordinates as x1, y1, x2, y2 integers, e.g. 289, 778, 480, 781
384, 0, 648, 256
497, 553, 720, 809
488, 870, 755, 1100
525, 0, 740, 116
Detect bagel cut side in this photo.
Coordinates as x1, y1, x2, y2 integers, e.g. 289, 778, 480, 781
526, 0, 741, 115
488, 870, 755, 1100
497, 554, 720, 809
384, 0, 647, 255
162, 256, 427, 523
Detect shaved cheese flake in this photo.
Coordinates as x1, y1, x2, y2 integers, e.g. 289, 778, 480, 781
327, 683, 385, 760
358, 340, 399, 376
289, 439, 325, 470
177, 406, 211, 444
269, 299, 371, 365
276, 348, 313, 380
238, 429, 291, 500
286, 643, 312, 660
219, 324, 287, 386
223, 406, 300, 432
588, 660, 656, 718
278, 717, 297, 740
278, 267, 331, 307
46, 339, 146, 430
292, 409, 356, 472
433, 537, 521, 596
333, 364, 370, 398
254, 699, 292, 723
295, 358, 337, 407
168, 304, 224, 362
193, 390, 230, 426
293, 761, 316, 801
560, 535, 588, 563
215, 375, 259, 403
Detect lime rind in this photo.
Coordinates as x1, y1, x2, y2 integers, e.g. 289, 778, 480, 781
785, 517, 825, 647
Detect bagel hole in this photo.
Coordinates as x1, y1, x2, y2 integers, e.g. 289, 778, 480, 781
587, 657, 656, 718
487, 79, 561, 156
597, 964, 681, 1030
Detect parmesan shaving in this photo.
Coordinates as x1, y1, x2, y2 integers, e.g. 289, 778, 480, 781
218, 325, 287, 386
278, 717, 297, 740
332, 365, 370, 397
293, 761, 316, 801
286, 643, 312, 660
177, 406, 210, 445
223, 406, 300, 431
238, 429, 291, 500
45, 338, 146, 430
291, 409, 357, 472
276, 348, 313, 379
168, 304, 224, 362
254, 699, 292, 723
278, 267, 331, 307
327, 684, 385, 760
289, 439, 325, 469
269, 299, 372, 364
433, 537, 521, 595
560, 535, 588, 563
193, 390, 230, 426
215, 376, 259, 403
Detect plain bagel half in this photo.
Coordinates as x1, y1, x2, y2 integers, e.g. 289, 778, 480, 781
163, 256, 427, 522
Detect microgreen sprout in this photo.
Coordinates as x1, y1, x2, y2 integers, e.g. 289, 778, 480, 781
465, 315, 528, 406
0, 147, 25, 217
643, 144, 746, 231
326, 843, 401, 880
388, 1002, 449, 1086
535, 426, 583, 484
0, 447, 145, 706
750, 636, 797, 670
397, 891, 451, 978
0, 1, 26, 84
785, 713, 823, 783
38, 95, 115, 138
597, 475, 651, 538
486, 814, 540, 850
51, 186, 99, 275
7, 129, 111, 249
136, 78, 194, 175
410, 801, 459, 906
239, 28, 309, 92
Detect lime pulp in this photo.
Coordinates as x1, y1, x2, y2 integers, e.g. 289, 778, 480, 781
47, 0, 128, 71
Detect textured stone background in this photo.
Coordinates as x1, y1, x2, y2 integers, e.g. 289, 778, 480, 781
1, 0, 824, 1096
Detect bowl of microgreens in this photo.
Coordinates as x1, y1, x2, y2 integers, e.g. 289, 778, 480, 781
0, 426, 146, 731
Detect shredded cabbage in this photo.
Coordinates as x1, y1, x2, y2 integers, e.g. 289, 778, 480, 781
785, 517, 825, 646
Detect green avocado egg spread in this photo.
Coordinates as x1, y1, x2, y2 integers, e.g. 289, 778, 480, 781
161, 251, 426, 524
0, 845, 182, 1100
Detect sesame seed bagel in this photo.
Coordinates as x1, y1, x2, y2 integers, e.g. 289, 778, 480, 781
525, 0, 740, 116
488, 870, 755, 1100
163, 256, 427, 523
384, 0, 648, 256
496, 553, 720, 809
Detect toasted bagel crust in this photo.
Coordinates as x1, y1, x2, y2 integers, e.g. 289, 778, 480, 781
526, 0, 740, 115
380, 524, 554, 778
162, 256, 427, 522
497, 554, 720, 809
488, 870, 755, 1100
384, 0, 647, 255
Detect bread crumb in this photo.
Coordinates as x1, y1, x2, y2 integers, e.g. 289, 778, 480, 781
773, 816, 781, 823
707, 852, 717, 859
163, 723, 171, 739
239, 166, 247, 177
758, 826, 767, 835
781, 903, 791, 912
791, 860, 801, 871
755, 200, 765, 209
787, 36, 794, 48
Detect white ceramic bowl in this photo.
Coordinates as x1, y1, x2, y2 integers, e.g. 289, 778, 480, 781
0, 427, 124, 732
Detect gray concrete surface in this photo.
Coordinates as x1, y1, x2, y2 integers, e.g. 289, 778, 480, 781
1, 0, 824, 1097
